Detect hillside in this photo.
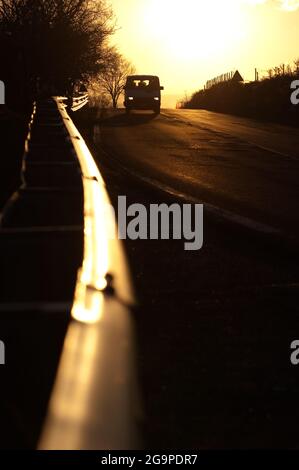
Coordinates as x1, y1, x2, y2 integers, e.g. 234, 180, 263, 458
183, 74, 299, 125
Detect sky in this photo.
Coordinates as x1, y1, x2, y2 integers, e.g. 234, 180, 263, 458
109, 0, 299, 101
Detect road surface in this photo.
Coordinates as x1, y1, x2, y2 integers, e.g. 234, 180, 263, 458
98, 109, 299, 239
75, 108, 299, 448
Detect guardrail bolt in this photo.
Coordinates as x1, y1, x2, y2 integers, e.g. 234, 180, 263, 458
104, 273, 115, 296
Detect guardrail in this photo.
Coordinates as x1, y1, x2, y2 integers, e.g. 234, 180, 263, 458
57, 93, 89, 112
38, 98, 140, 450
70, 93, 89, 112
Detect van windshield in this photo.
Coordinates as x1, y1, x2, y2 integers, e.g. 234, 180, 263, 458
126, 76, 160, 90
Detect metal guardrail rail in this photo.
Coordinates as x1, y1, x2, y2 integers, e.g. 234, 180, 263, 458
38, 98, 140, 450
57, 93, 89, 112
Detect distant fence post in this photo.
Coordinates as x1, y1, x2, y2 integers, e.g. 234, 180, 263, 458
0, 81, 5, 104
205, 70, 243, 90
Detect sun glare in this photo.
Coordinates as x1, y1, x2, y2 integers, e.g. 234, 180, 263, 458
143, 0, 247, 61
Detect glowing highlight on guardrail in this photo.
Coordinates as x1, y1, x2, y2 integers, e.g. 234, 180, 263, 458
55, 99, 134, 321
39, 99, 138, 450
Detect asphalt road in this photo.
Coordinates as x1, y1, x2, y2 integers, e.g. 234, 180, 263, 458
99, 109, 299, 239
70, 107, 299, 448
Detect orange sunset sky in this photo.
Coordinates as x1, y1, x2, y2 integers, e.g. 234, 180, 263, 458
110, 0, 299, 101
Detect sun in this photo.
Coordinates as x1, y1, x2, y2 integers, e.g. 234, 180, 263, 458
142, 0, 247, 61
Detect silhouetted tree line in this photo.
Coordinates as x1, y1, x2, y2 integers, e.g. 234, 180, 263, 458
182, 60, 299, 125
0, 0, 115, 110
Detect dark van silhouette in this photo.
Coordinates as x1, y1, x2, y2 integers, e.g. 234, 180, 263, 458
124, 75, 164, 114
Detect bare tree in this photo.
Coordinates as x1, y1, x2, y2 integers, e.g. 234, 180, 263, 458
0, 0, 116, 99
279, 63, 286, 75
273, 66, 280, 77
286, 64, 292, 76
99, 52, 135, 108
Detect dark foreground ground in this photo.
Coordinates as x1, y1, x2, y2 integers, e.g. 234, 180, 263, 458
0, 110, 26, 208
0, 108, 81, 449
74, 107, 299, 449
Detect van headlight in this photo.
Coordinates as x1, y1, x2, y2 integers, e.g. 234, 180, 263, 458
154, 97, 160, 101
128, 97, 134, 101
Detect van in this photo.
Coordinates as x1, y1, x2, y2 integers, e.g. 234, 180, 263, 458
124, 75, 164, 114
